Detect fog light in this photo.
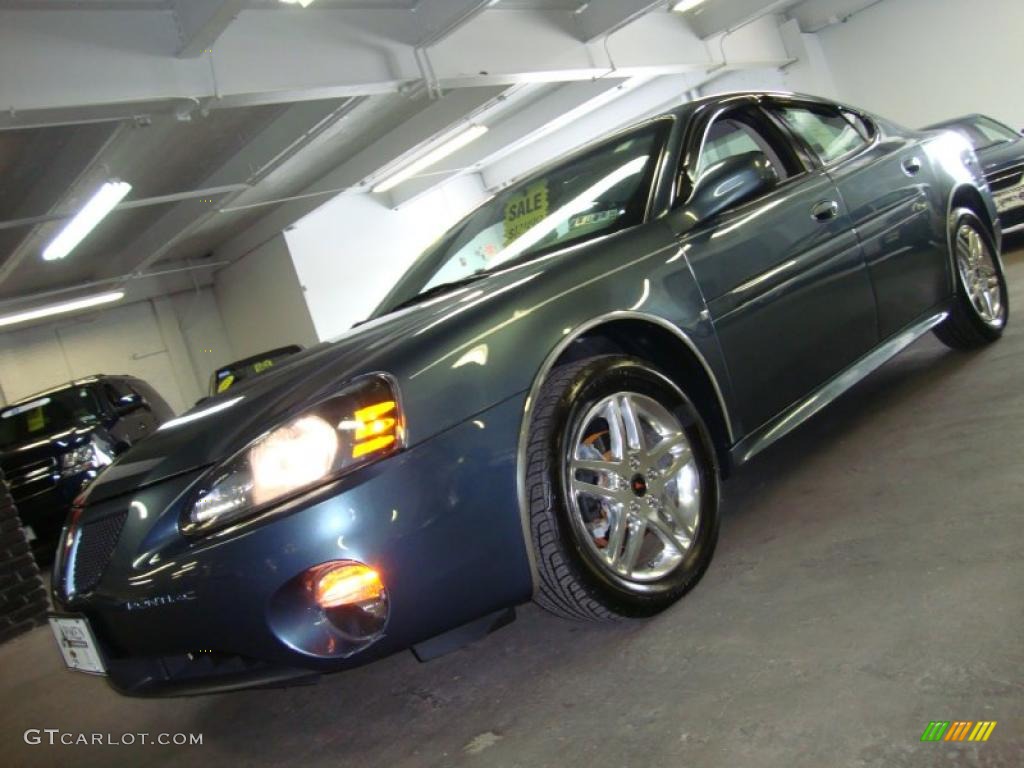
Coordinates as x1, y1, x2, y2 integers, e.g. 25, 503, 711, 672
302, 561, 389, 650
313, 562, 384, 608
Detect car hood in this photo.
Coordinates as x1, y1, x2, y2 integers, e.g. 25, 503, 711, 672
82, 290, 478, 504
977, 139, 1024, 175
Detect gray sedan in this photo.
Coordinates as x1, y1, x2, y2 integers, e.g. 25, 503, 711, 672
51, 91, 1008, 695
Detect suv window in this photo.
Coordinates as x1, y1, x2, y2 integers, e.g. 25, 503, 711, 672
774, 105, 869, 164
0, 386, 102, 450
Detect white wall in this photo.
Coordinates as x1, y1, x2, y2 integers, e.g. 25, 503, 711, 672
814, 0, 1024, 128
700, 18, 839, 101
214, 232, 319, 358
0, 288, 229, 412
284, 174, 489, 340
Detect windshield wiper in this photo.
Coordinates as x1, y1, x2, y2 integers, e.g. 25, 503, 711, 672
388, 271, 489, 313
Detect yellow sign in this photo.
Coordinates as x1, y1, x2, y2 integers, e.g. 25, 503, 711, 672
504, 181, 548, 245
216, 374, 235, 393
26, 407, 45, 433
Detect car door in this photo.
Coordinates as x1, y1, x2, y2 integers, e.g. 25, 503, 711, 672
673, 101, 878, 434
102, 380, 149, 446
767, 99, 947, 338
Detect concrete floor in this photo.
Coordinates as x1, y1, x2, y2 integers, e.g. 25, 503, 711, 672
2, 243, 1023, 768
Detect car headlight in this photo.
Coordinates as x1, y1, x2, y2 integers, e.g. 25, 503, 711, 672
60, 444, 96, 476
181, 375, 404, 535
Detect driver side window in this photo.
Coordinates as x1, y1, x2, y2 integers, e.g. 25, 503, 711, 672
696, 118, 789, 182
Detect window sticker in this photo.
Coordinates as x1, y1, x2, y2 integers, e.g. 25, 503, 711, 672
568, 208, 620, 233
26, 407, 45, 433
252, 359, 275, 374
504, 181, 549, 246
217, 374, 235, 393
2, 397, 51, 419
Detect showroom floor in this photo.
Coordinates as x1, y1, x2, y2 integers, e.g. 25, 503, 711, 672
3, 244, 1022, 768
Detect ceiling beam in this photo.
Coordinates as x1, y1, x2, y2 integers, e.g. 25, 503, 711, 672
0, 7, 790, 123
411, 0, 496, 46
573, 0, 668, 42
685, 0, 799, 38
172, 0, 246, 58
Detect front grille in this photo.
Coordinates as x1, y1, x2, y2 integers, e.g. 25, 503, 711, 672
5, 457, 57, 501
987, 164, 1024, 192
72, 511, 128, 594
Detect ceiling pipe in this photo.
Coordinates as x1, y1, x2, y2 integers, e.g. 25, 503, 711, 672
801, 0, 888, 33
704, 0, 798, 75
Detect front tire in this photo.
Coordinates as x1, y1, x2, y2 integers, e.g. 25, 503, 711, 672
524, 356, 720, 620
934, 208, 1009, 349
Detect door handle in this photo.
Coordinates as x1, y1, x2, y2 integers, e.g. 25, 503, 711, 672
811, 200, 839, 222
902, 156, 922, 176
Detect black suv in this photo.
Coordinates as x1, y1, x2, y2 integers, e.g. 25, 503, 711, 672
0, 375, 173, 561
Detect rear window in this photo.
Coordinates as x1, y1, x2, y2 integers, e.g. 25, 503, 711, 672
775, 105, 869, 164
0, 387, 102, 450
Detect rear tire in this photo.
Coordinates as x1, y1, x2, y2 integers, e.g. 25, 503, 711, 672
934, 208, 1008, 349
524, 355, 720, 621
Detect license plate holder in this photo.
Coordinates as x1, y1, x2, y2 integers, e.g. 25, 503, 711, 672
48, 614, 107, 676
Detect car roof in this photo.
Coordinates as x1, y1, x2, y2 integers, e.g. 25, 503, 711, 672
1, 374, 131, 408
922, 114, 988, 130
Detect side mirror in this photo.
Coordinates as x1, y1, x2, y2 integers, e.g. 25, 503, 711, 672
685, 152, 779, 224
114, 393, 144, 415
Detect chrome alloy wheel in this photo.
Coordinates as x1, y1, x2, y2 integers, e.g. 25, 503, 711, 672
956, 223, 1005, 328
565, 392, 700, 586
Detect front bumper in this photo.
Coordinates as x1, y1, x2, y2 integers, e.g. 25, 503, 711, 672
52, 395, 533, 696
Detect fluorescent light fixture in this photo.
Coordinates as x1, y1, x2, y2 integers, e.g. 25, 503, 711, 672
672, 0, 708, 11
279, 0, 316, 7
0, 290, 124, 329
43, 181, 132, 261
373, 125, 489, 194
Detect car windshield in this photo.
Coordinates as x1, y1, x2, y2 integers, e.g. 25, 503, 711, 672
0, 386, 102, 450
941, 116, 1019, 151
380, 120, 669, 313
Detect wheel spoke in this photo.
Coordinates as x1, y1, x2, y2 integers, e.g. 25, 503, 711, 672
981, 288, 996, 321
604, 505, 628, 565
571, 477, 627, 506
647, 513, 689, 556
619, 395, 644, 452
602, 398, 627, 460
570, 457, 623, 476
647, 431, 689, 464
616, 516, 646, 573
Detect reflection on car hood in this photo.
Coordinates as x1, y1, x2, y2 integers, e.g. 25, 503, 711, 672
977, 138, 1024, 175
82, 290, 476, 504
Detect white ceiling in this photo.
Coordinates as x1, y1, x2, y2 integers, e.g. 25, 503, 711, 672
0, 0, 882, 314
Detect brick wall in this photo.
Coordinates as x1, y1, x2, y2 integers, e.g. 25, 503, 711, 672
0, 470, 48, 643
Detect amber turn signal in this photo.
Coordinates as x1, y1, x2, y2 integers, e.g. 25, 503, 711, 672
314, 562, 385, 608
350, 400, 399, 458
